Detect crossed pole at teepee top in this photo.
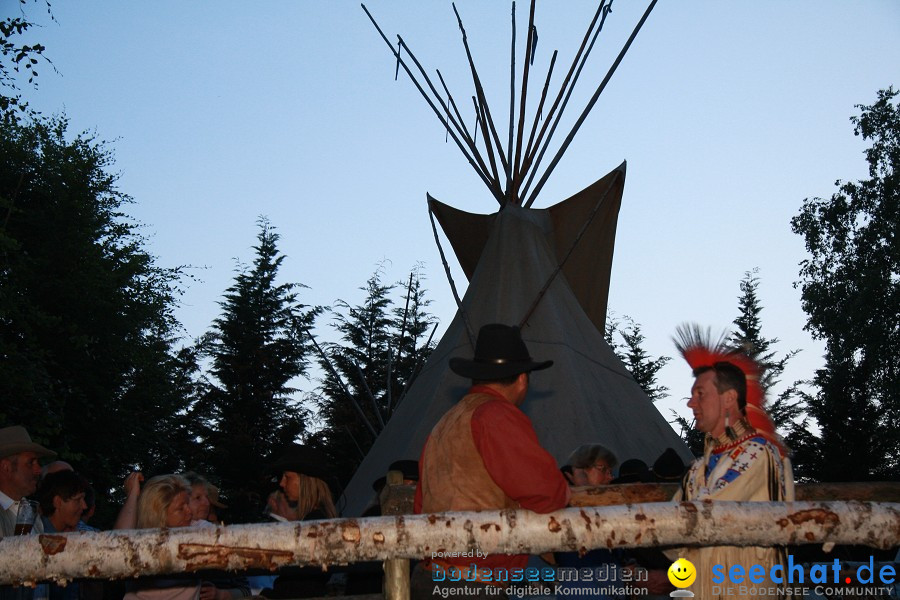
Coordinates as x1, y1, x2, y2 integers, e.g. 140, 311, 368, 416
361, 0, 658, 208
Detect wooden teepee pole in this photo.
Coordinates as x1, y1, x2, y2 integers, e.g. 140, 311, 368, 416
396, 35, 504, 201
520, 48, 557, 187
518, 0, 607, 200
361, 4, 504, 204
452, 3, 511, 197
507, 1, 516, 203
525, 0, 658, 208
511, 0, 538, 204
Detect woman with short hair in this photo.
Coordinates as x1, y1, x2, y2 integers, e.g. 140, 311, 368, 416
36, 470, 90, 533
565, 443, 618, 486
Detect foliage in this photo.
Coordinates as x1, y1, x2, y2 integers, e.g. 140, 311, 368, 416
199, 218, 321, 522
670, 412, 704, 458
605, 314, 670, 402
790, 87, 900, 481
0, 116, 194, 525
312, 264, 437, 486
1, 0, 53, 124
730, 269, 799, 396
728, 269, 817, 478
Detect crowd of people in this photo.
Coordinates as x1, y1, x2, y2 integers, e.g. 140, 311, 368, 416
1, 322, 797, 600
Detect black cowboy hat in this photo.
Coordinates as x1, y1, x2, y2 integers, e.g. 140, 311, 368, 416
449, 324, 552, 380
649, 447, 687, 482
268, 444, 332, 481
610, 458, 651, 484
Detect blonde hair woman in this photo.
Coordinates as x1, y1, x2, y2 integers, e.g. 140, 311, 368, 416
136, 474, 192, 529
261, 445, 337, 599
267, 444, 337, 521
130, 475, 241, 600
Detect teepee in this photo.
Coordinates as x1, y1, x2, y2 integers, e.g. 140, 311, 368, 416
342, 0, 687, 516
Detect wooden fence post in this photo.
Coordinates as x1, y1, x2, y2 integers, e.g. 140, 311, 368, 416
382, 469, 410, 600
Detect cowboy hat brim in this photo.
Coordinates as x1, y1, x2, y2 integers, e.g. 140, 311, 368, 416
268, 444, 333, 481
449, 357, 553, 380
0, 442, 56, 460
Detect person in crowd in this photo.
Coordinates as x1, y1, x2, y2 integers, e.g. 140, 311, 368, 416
565, 444, 618, 486
178, 473, 251, 598
134, 474, 193, 530
610, 449, 688, 599
0, 426, 55, 537
557, 444, 623, 600
36, 470, 89, 533
261, 444, 339, 599
205, 484, 226, 524
124, 474, 224, 600
113, 470, 145, 530
182, 472, 213, 527
670, 328, 794, 600
609, 458, 650, 484
411, 324, 570, 599
35, 459, 99, 533
647, 447, 687, 483
266, 444, 338, 522
35, 471, 91, 600
0, 426, 56, 600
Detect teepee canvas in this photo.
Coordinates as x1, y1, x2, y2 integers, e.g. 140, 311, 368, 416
341, 164, 690, 516
342, 2, 687, 515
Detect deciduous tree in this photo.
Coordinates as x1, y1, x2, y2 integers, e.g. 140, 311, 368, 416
790, 87, 900, 481
0, 0, 53, 124
0, 116, 193, 525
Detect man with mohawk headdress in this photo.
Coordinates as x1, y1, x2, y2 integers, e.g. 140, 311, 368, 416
670, 325, 794, 600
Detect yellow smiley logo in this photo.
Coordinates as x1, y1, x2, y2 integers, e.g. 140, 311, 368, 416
667, 558, 697, 588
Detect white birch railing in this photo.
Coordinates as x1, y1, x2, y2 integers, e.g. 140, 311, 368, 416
1, 501, 898, 585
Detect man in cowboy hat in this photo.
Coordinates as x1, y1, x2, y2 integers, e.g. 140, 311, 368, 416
0, 425, 56, 538
411, 324, 570, 599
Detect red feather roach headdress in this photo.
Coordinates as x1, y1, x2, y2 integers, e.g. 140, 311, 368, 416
673, 324, 787, 455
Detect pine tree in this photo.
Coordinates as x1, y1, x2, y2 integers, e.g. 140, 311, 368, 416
605, 314, 670, 402
202, 218, 320, 521
728, 269, 812, 477
314, 265, 436, 484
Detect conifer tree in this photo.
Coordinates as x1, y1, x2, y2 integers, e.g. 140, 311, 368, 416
202, 218, 320, 521
314, 265, 436, 484
605, 314, 670, 402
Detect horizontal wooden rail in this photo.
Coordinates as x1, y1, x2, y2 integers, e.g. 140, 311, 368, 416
567, 480, 900, 507
0, 501, 898, 585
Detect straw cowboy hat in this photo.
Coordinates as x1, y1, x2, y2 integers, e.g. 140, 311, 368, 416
449, 324, 553, 380
0, 426, 56, 459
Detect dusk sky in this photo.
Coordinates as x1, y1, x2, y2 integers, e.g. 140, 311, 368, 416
11, 1, 899, 429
